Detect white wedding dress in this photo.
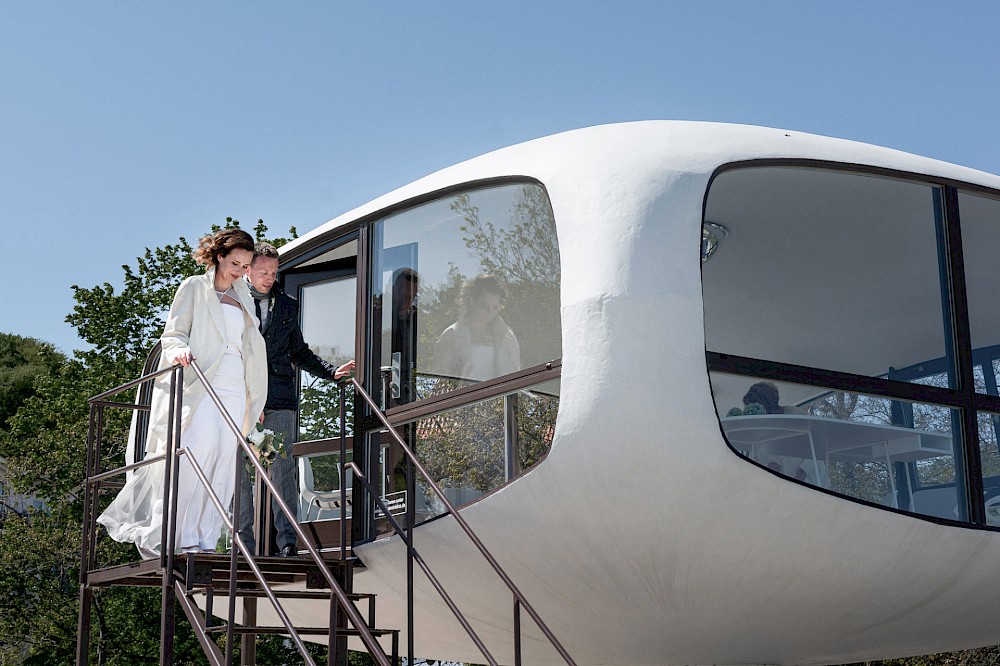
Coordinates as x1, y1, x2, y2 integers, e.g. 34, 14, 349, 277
99, 301, 247, 557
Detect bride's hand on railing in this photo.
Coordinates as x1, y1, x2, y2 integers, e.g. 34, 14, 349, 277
174, 351, 195, 367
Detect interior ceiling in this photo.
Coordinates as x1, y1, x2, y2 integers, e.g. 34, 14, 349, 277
701, 166, 998, 408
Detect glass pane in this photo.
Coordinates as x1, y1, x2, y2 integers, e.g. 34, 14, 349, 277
712, 373, 964, 521
374, 378, 559, 527
297, 451, 353, 522
980, 411, 1000, 526
959, 190, 1000, 395
369, 183, 561, 407
703, 167, 952, 386
297, 277, 357, 441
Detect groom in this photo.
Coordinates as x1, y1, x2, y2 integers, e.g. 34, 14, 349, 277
238, 242, 354, 557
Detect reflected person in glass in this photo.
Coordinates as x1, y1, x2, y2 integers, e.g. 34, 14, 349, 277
433, 275, 521, 385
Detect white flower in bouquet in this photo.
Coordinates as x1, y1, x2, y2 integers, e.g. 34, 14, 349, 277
245, 424, 287, 472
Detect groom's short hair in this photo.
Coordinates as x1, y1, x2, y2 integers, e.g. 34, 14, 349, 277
252, 242, 279, 264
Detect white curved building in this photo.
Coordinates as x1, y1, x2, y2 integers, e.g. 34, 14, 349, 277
248, 121, 1000, 665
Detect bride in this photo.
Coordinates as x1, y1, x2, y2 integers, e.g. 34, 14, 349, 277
98, 228, 267, 557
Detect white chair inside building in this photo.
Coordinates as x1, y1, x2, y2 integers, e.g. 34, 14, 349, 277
298, 454, 352, 522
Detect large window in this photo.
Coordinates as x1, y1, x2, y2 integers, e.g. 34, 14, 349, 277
360, 181, 562, 535
269, 184, 562, 547
704, 167, 951, 386
704, 165, 1000, 526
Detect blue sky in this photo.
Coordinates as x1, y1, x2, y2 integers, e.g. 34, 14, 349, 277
2, 2, 999, 354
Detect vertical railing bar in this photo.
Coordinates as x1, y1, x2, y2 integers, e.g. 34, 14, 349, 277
79, 406, 94, 582
406, 449, 415, 665
339, 381, 347, 561
514, 597, 522, 666
226, 425, 242, 666
159, 368, 177, 567
75, 405, 99, 666
350, 378, 576, 665
205, 586, 214, 628
92, 404, 105, 573
160, 367, 182, 666
329, 590, 338, 666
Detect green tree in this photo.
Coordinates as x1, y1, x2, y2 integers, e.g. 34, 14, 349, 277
0, 333, 65, 434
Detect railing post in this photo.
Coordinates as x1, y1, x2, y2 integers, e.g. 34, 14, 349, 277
159, 367, 182, 666
91, 405, 105, 573
241, 598, 257, 666
513, 597, 522, 666
79, 406, 96, 585
227, 417, 243, 666
76, 405, 99, 666
406, 439, 415, 665
339, 381, 348, 560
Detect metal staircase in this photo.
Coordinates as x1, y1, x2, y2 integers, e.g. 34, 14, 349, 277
76, 360, 397, 666
76, 356, 577, 665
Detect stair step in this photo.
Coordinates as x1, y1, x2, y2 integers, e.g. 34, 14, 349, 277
175, 552, 359, 589
197, 587, 374, 602
204, 625, 398, 637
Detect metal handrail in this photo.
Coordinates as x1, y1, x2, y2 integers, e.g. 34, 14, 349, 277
79, 360, 393, 666
343, 377, 577, 666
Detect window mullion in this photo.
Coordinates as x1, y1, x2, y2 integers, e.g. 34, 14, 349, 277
941, 185, 984, 523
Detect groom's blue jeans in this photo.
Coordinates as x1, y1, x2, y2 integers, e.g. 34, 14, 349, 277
237, 408, 298, 553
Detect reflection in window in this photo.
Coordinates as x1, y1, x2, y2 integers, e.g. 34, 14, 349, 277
703, 167, 951, 387
394, 379, 559, 525
370, 183, 561, 407
713, 373, 962, 519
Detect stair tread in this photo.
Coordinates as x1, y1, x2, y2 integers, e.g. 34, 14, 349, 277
204, 625, 398, 636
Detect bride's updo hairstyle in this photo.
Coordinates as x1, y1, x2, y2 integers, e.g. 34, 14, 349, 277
192, 228, 256, 268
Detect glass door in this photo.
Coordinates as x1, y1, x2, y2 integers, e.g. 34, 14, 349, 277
283, 252, 358, 547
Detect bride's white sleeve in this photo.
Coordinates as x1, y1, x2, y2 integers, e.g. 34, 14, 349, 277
160, 279, 196, 364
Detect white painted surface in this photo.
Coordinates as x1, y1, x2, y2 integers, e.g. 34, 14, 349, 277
255, 122, 1000, 665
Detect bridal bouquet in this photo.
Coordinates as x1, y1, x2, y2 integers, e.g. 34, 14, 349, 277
245, 424, 287, 472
